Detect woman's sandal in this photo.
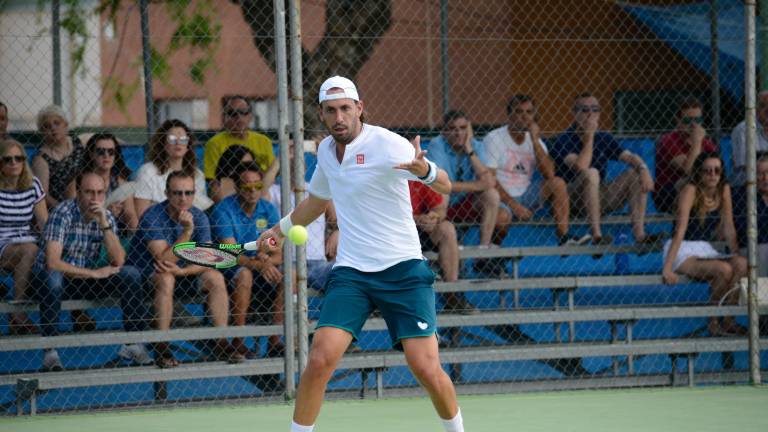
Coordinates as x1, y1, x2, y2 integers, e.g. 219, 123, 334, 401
153, 342, 179, 368
155, 355, 179, 368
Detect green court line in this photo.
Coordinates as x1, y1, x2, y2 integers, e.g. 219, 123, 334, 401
1, 386, 766, 432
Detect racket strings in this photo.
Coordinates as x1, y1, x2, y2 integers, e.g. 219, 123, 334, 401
175, 246, 238, 267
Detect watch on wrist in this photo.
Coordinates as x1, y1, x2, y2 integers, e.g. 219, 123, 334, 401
468, 150, 476, 157
101, 223, 113, 231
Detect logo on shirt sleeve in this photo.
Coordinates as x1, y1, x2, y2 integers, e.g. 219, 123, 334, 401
356, 154, 365, 164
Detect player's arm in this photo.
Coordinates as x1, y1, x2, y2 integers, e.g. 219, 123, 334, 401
428, 168, 451, 195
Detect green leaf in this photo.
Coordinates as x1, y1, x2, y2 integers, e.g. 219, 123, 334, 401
189, 57, 211, 85
149, 46, 171, 84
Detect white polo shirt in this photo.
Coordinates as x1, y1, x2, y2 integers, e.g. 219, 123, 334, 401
308, 124, 423, 272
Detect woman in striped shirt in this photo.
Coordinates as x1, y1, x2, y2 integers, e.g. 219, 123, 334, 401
0, 139, 48, 334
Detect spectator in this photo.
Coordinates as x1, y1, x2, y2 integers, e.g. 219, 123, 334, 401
0, 101, 9, 140
204, 95, 277, 193
210, 162, 283, 358
662, 152, 747, 336
733, 154, 768, 276
0, 139, 47, 335
654, 97, 717, 214
133, 119, 212, 218
69, 133, 138, 231
409, 180, 477, 314
484, 95, 586, 246
730, 90, 768, 187
427, 110, 500, 251
210, 144, 256, 203
31, 105, 84, 209
551, 93, 661, 246
129, 170, 242, 367
35, 172, 148, 371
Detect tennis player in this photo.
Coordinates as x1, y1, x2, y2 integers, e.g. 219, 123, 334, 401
258, 76, 464, 432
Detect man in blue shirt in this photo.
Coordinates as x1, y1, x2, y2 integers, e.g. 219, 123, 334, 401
129, 170, 243, 367
428, 110, 502, 278
211, 161, 282, 358
551, 93, 660, 246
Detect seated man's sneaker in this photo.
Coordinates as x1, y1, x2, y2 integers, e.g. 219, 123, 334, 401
118, 343, 153, 365
42, 349, 63, 372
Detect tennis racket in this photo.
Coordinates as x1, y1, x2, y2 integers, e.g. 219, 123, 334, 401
172, 238, 276, 269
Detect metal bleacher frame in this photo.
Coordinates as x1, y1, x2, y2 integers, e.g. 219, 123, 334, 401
2, 237, 766, 415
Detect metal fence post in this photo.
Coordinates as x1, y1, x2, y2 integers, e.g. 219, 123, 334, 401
289, 0, 309, 377
743, 0, 762, 386
274, 0, 296, 399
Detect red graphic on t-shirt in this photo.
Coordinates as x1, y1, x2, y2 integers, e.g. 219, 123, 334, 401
356, 154, 365, 164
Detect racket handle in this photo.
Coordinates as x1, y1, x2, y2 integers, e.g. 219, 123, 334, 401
243, 238, 276, 251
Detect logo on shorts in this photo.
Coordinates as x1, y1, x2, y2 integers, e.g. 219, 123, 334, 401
417, 321, 429, 330
356, 154, 365, 164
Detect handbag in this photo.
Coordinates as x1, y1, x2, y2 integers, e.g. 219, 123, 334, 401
738, 277, 768, 306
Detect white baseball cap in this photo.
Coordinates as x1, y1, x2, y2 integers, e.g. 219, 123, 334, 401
318, 76, 359, 103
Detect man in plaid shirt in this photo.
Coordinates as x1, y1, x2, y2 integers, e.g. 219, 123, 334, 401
35, 172, 147, 371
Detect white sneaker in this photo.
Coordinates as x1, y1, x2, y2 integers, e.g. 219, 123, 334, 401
118, 343, 153, 365
43, 349, 63, 372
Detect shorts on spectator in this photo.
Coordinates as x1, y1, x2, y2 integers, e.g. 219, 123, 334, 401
567, 173, 627, 217
663, 239, 726, 272
499, 180, 543, 218
447, 194, 482, 222
653, 184, 678, 215
417, 228, 438, 252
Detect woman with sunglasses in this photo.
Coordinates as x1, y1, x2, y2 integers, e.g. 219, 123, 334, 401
31, 105, 85, 209
662, 152, 747, 336
133, 119, 211, 218
0, 139, 48, 335
210, 144, 256, 203
71, 133, 138, 231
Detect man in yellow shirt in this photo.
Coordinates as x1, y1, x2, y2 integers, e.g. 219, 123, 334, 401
204, 95, 278, 191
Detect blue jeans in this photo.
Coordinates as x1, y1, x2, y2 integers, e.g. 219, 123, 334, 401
36, 265, 149, 337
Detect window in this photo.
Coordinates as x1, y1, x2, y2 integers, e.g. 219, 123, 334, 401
156, 99, 209, 129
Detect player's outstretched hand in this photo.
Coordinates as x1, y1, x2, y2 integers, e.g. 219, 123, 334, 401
394, 135, 429, 177
257, 227, 282, 253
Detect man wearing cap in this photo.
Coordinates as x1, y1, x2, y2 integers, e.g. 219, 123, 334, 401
203, 95, 278, 194
258, 76, 465, 432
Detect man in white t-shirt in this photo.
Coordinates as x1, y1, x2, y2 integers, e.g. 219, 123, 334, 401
258, 76, 464, 432
731, 90, 768, 187
484, 94, 587, 246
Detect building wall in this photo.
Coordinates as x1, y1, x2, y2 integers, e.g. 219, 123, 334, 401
0, 0, 101, 130
97, 0, 709, 135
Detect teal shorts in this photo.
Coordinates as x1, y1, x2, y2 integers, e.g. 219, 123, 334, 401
317, 258, 437, 350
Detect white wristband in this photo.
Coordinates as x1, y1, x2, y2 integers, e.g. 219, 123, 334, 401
422, 160, 438, 185
279, 213, 294, 235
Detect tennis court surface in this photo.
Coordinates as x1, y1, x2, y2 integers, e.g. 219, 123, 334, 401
2, 385, 765, 432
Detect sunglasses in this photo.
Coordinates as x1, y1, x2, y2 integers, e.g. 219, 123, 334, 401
239, 181, 264, 192
95, 147, 116, 157
702, 166, 722, 175
169, 190, 195, 197
225, 108, 251, 117
1, 155, 26, 164
682, 116, 703, 125
576, 105, 601, 114
167, 134, 190, 146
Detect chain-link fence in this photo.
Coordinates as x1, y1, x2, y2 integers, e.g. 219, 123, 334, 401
0, 0, 765, 416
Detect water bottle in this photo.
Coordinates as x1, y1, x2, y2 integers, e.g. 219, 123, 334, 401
614, 233, 630, 275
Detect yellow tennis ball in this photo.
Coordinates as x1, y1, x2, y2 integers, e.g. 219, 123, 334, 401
287, 225, 308, 245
